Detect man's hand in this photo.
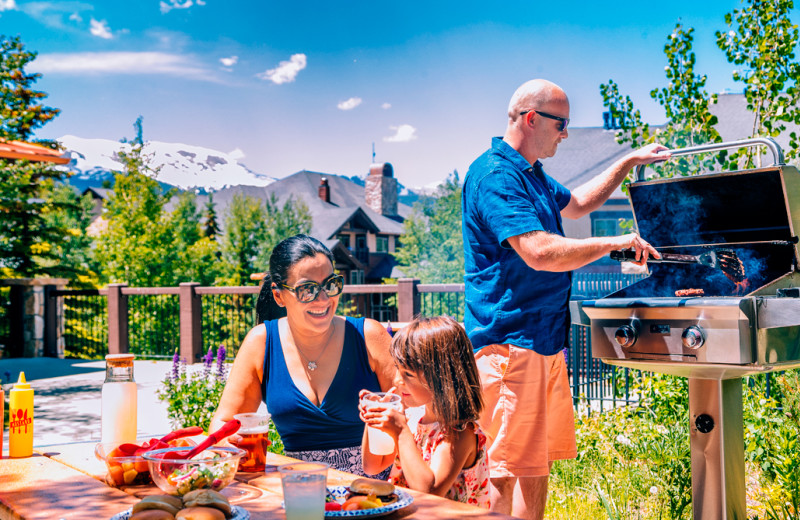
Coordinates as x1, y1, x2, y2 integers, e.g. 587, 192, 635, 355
609, 232, 661, 265
627, 142, 671, 166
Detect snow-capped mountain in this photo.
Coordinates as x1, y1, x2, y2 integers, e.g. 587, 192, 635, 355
58, 135, 276, 191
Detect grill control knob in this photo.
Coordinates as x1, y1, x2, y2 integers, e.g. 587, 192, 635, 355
682, 326, 705, 350
614, 324, 638, 349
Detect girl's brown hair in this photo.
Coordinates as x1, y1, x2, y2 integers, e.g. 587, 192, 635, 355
391, 316, 484, 431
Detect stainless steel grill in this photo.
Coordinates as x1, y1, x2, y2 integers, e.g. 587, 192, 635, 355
571, 138, 800, 519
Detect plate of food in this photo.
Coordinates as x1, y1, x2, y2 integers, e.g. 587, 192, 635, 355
110, 489, 249, 520
323, 478, 413, 518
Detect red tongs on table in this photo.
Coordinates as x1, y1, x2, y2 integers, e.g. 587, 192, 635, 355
118, 426, 204, 456
161, 419, 241, 461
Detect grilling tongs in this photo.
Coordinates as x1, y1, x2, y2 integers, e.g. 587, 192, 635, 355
610, 248, 746, 282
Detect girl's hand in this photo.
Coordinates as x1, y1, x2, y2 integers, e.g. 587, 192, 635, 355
361, 407, 406, 440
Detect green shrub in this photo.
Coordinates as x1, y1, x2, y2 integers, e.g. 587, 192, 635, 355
156, 346, 284, 454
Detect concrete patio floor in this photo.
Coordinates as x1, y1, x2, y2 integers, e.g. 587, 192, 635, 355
0, 358, 173, 448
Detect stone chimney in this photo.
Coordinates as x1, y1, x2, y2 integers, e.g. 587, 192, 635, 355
365, 163, 398, 216
318, 177, 330, 203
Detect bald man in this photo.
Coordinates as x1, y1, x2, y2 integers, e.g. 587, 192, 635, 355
461, 79, 669, 519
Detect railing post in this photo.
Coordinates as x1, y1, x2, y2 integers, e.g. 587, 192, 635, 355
397, 278, 420, 322
180, 282, 203, 363
107, 283, 129, 354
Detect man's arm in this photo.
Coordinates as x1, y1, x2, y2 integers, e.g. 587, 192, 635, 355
561, 143, 670, 220
507, 230, 659, 272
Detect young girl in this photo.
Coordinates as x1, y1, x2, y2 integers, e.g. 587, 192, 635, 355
359, 316, 490, 508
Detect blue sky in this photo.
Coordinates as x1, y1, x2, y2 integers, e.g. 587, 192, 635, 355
2, 1, 797, 188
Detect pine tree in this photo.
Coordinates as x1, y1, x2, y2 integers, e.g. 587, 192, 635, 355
0, 35, 91, 279
202, 193, 221, 240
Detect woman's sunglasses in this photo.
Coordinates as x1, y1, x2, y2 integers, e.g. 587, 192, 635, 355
279, 274, 344, 303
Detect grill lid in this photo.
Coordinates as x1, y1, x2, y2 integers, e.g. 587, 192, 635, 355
629, 167, 795, 248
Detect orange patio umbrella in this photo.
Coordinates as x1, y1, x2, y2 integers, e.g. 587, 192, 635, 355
0, 140, 70, 164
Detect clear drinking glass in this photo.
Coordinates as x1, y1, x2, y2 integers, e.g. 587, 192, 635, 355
360, 392, 403, 455
279, 462, 329, 520
233, 412, 271, 473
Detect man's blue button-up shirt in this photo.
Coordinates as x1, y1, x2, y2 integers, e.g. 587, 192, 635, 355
462, 137, 572, 355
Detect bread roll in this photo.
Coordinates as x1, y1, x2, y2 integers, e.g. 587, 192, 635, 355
349, 477, 395, 496
175, 506, 226, 520
130, 510, 175, 520
132, 494, 183, 516
181, 489, 232, 516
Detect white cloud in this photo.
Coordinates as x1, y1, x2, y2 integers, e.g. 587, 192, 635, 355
229, 148, 245, 160
30, 52, 220, 82
381, 103, 391, 110
160, 0, 193, 14
0, 0, 17, 11
219, 55, 238, 67
383, 124, 418, 143
90, 18, 112, 39
257, 53, 306, 84
69, 12, 82, 22
337, 97, 362, 111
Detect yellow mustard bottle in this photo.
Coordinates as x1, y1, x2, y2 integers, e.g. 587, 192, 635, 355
9, 372, 34, 458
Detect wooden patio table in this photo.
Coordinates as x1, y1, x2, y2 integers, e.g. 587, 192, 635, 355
0, 443, 518, 520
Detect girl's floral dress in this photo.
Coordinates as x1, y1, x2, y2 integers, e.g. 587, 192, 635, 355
388, 408, 490, 509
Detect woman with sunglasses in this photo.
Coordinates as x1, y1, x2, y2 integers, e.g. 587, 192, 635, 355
211, 234, 396, 476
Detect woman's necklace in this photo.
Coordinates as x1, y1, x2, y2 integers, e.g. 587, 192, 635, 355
295, 321, 336, 371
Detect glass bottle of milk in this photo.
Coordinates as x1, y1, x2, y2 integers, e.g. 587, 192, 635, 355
101, 354, 138, 444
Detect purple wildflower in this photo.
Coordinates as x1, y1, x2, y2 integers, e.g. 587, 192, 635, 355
215, 345, 227, 380
170, 349, 180, 382
386, 322, 394, 337
203, 345, 214, 378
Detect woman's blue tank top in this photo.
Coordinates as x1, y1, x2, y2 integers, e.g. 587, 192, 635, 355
261, 317, 381, 452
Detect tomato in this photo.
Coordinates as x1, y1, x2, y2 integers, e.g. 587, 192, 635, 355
324, 502, 342, 511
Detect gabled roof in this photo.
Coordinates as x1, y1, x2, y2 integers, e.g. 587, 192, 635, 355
0, 140, 70, 164
198, 170, 411, 237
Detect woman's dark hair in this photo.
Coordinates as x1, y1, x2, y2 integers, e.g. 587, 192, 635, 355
390, 316, 484, 432
255, 234, 335, 322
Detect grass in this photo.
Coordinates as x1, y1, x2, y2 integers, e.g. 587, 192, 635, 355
543, 371, 800, 520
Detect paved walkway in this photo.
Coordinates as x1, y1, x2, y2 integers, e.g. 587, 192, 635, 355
1, 358, 174, 447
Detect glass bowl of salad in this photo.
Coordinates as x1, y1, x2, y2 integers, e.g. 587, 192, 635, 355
142, 445, 245, 496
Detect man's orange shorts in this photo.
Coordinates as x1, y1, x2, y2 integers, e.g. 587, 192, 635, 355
474, 344, 577, 478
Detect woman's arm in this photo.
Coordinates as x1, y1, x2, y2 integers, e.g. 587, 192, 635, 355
363, 318, 396, 391
209, 323, 268, 433
397, 426, 477, 497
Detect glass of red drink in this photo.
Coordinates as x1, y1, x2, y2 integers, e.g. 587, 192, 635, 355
233, 412, 271, 473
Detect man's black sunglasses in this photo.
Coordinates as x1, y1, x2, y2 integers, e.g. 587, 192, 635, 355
519, 109, 569, 131
280, 274, 344, 303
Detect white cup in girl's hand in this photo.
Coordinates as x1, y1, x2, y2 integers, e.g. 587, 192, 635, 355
361, 392, 402, 455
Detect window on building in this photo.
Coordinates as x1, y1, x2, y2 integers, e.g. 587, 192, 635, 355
338, 234, 350, 249
349, 270, 364, 285
376, 236, 388, 253
593, 219, 620, 237
591, 211, 631, 237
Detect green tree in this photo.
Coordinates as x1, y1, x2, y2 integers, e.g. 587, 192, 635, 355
168, 191, 222, 285
94, 118, 180, 286
220, 193, 312, 285
0, 35, 58, 140
220, 193, 269, 285
716, 0, 800, 165
394, 171, 464, 283
258, 193, 312, 268
0, 35, 91, 280
600, 23, 725, 182
202, 193, 221, 240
